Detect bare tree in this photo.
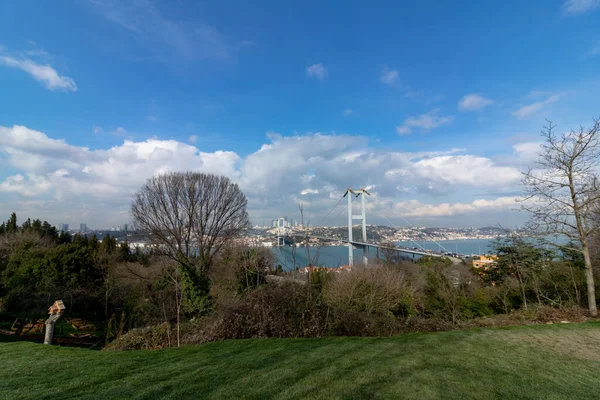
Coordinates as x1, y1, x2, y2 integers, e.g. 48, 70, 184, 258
521, 119, 600, 316
131, 172, 250, 271
164, 260, 184, 347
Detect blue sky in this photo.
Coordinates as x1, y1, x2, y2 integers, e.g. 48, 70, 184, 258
1, 0, 599, 228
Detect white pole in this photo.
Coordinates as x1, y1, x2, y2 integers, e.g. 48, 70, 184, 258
361, 191, 368, 265
347, 190, 353, 267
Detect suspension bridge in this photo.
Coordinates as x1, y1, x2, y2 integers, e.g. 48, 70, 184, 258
275, 188, 462, 266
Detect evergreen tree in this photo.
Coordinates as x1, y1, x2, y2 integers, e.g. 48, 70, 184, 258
489, 235, 550, 309
21, 218, 31, 230
58, 231, 72, 244
32, 219, 42, 232
7, 213, 17, 233
560, 241, 585, 269
100, 235, 117, 254
117, 241, 132, 262
41, 221, 58, 240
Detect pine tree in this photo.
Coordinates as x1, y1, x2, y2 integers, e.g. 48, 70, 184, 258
7, 212, 17, 233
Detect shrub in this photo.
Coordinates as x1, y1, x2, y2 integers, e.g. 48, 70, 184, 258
422, 263, 493, 324
104, 323, 174, 351
323, 265, 416, 317
196, 281, 328, 342
327, 309, 403, 336
209, 245, 274, 309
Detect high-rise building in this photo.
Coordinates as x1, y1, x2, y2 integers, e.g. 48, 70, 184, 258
80, 223, 87, 233
59, 223, 69, 232
123, 224, 128, 232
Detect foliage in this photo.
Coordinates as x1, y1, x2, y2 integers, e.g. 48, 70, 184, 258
179, 260, 212, 316
323, 266, 415, 317
422, 263, 493, 324
198, 282, 328, 341
104, 322, 174, 351
1, 208, 598, 349
488, 235, 550, 285
417, 255, 452, 268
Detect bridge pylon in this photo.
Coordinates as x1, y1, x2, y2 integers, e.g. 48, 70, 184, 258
344, 188, 370, 267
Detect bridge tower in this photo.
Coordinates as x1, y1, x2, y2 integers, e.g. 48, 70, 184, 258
277, 217, 286, 246
344, 188, 370, 267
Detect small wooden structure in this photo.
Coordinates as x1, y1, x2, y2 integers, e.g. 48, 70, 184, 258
48, 300, 66, 315
66, 318, 96, 332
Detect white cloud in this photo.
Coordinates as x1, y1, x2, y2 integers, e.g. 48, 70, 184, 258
512, 141, 542, 164
93, 126, 129, 136
528, 90, 554, 99
396, 126, 411, 135
413, 155, 521, 190
512, 94, 560, 119
0, 174, 53, 197
0, 125, 525, 227
381, 68, 399, 85
343, 109, 353, 116
388, 196, 519, 218
0, 50, 77, 92
306, 63, 328, 81
586, 41, 600, 57
112, 127, 128, 136
458, 94, 494, 111
563, 0, 600, 14
88, 0, 234, 61
189, 135, 199, 144
396, 109, 454, 135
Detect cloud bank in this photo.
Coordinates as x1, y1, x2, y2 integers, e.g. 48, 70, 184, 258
0, 125, 530, 228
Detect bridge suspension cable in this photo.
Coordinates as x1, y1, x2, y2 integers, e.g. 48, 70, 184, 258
371, 209, 427, 251
371, 208, 451, 253
312, 195, 346, 228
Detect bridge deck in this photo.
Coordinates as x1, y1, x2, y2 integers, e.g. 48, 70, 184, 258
283, 234, 460, 260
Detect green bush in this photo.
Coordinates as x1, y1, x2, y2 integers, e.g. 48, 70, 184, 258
323, 266, 416, 317
197, 281, 328, 342
422, 264, 493, 323
104, 323, 174, 351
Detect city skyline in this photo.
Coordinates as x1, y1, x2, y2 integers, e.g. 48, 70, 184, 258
1, 1, 600, 228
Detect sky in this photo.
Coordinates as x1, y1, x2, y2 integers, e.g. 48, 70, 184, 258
1, 0, 599, 229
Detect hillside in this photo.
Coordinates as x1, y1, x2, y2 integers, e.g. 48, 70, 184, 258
2, 322, 600, 399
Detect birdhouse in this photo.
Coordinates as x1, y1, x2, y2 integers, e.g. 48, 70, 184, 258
48, 300, 66, 315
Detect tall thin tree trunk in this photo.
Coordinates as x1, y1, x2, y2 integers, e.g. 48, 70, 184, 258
570, 264, 581, 305
517, 272, 528, 310
533, 275, 542, 306
162, 302, 171, 347
176, 284, 181, 347
582, 244, 597, 316
176, 308, 180, 347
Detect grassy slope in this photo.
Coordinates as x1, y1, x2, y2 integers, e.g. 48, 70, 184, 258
1, 323, 600, 400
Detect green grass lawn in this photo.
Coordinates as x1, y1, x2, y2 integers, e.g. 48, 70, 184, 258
1, 322, 600, 399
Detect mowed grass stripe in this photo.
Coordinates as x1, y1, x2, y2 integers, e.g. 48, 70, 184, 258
1, 322, 600, 399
